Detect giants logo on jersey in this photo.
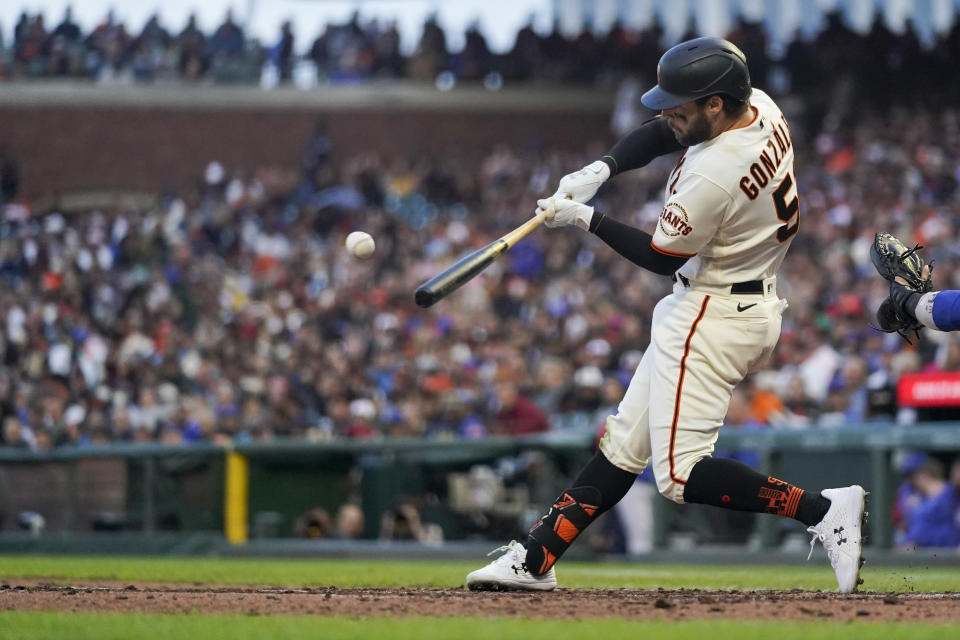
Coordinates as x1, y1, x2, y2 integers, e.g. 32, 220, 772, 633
659, 202, 693, 237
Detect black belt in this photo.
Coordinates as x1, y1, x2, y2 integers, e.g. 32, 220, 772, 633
675, 273, 763, 294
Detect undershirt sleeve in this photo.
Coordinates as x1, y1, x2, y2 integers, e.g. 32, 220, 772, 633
599, 117, 684, 176
589, 212, 688, 276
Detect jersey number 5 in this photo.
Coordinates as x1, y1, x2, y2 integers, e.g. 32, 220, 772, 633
773, 171, 799, 242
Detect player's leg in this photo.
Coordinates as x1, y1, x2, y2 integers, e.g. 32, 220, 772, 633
681, 456, 867, 592
466, 344, 656, 591
647, 291, 866, 592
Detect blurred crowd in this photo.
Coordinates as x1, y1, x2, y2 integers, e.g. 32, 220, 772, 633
3, 92, 960, 454
1, 6, 959, 104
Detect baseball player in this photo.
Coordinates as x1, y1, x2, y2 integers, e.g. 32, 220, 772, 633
467, 37, 867, 593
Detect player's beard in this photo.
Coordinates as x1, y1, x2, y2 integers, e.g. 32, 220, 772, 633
672, 109, 713, 146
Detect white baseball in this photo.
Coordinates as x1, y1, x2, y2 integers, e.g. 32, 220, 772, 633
345, 231, 376, 259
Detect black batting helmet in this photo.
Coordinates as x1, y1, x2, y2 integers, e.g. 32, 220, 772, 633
641, 37, 751, 110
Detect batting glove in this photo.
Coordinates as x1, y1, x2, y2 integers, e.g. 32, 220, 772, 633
554, 160, 611, 203
537, 197, 594, 231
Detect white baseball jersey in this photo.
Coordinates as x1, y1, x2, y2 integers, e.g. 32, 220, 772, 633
652, 89, 798, 286
600, 89, 795, 503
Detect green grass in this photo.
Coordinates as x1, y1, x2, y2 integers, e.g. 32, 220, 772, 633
1, 556, 957, 639
0, 613, 957, 640
0, 555, 957, 592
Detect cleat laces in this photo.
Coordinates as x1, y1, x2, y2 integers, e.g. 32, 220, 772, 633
806, 527, 820, 561
485, 540, 525, 571
806, 526, 841, 565
487, 541, 517, 558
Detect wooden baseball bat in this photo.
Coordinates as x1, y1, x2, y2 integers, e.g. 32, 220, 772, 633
414, 215, 543, 308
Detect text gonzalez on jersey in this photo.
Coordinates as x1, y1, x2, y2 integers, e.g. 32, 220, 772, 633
737, 113, 796, 238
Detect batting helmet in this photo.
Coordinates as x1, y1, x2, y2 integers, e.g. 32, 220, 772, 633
641, 37, 751, 110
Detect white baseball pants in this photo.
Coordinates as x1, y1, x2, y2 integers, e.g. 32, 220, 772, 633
599, 278, 785, 503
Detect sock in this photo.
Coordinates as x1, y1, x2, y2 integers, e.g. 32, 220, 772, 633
524, 451, 636, 575
683, 457, 831, 527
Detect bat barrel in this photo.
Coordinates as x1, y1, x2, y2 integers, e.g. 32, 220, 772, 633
414, 283, 442, 308
414, 239, 508, 307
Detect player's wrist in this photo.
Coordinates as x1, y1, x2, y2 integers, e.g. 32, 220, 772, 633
890, 281, 922, 321
585, 160, 611, 182
599, 156, 618, 176
588, 209, 605, 233
914, 291, 938, 328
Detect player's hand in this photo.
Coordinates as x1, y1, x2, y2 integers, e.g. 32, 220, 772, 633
536, 196, 594, 231
554, 160, 611, 203
895, 264, 932, 287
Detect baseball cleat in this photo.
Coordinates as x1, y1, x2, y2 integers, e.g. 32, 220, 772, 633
465, 540, 557, 592
806, 485, 867, 594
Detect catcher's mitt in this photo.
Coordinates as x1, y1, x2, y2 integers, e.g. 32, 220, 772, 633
870, 232, 933, 293
871, 232, 933, 343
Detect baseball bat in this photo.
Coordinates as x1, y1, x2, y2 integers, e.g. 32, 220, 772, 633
414, 215, 543, 308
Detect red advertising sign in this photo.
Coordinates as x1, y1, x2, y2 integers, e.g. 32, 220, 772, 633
898, 372, 960, 407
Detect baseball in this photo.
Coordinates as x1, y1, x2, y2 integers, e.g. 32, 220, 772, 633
345, 231, 375, 259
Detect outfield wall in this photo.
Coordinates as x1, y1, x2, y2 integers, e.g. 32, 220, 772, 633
2, 424, 958, 553
0, 82, 614, 199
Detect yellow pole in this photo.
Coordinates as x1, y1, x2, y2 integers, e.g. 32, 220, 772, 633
224, 450, 249, 545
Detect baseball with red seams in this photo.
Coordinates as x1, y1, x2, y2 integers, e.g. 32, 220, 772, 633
345, 231, 375, 259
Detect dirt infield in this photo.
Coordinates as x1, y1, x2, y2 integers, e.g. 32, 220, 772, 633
1, 581, 958, 622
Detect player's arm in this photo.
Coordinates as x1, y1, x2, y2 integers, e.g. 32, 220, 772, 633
896, 287, 960, 332
552, 118, 683, 203
535, 197, 687, 275
588, 213, 687, 276
599, 117, 683, 176
536, 173, 726, 276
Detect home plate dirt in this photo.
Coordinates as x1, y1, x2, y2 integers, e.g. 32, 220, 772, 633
1, 582, 958, 622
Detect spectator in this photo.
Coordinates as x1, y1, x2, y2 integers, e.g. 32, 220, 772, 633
342, 398, 379, 439
901, 457, 960, 548
491, 369, 550, 437
333, 503, 365, 539
273, 20, 295, 82
378, 501, 443, 545
893, 452, 928, 545
177, 14, 206, 79
293, 507, 332, 538
407, 14, 447, 81
558, 365, 606, 414
1, 416, 31, 448
207, 9, 245, 61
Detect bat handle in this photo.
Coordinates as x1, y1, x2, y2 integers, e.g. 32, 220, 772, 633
500, 214, 543, 249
